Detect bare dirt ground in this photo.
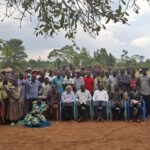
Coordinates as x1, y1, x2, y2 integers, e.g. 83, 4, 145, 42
0, 120, 150, 150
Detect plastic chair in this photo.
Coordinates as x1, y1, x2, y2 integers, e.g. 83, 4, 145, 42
124, 98, 146, 120
74, 99, 94, 120
92, 101, 111, 120
60, 101, 76, 120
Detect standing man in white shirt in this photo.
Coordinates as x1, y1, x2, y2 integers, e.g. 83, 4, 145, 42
93, 83, 109, 121
76, 85, 92, 122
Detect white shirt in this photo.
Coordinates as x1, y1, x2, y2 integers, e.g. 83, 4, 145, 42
63, 77, 74, 85
76, 89, 92, 104
93, 90, 108, 102
61, 91, 76, 103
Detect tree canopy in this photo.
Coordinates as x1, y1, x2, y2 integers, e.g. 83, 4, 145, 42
0, 39, 28, 71
0, 0, 148, 38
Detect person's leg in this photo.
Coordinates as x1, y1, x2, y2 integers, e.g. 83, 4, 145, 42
102, 102, 107, 120
111, 102, 117, 120
143, 95, 150, 116
94, 101, 103, 120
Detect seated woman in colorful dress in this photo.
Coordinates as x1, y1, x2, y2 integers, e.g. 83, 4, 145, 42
19, 99, 51, 128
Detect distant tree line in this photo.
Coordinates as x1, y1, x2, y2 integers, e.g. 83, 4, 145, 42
0, 38, 150, 71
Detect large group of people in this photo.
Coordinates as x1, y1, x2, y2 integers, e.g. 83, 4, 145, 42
0, 66, 150, 127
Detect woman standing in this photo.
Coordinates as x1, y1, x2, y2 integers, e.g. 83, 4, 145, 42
6, 77, 24, 125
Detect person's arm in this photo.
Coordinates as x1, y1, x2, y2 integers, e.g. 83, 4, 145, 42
76, 91, 80, 102
93, 91, 96, 101
72, 92, 76, 102
105, 91, 109, 102
88, 91, 92, 101
61, 92, 66, 102
38, 82, 43, 96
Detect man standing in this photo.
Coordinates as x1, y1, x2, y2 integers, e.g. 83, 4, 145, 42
138, 68, 150, 117
74, 71, 84, 92
108, 71, 117, 93
76, 85, 92, 122
52, 71, 64, 94
84, 73, 94, 95
25, 75, 42, 113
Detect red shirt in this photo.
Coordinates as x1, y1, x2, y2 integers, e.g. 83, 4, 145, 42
84, 77, 94, 92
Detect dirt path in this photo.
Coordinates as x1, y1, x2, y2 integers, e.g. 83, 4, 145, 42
0, 121, 150, 150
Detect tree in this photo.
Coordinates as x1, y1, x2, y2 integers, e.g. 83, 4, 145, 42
78, 47, 92, 67
107, 53, 116, 67
48, 45, 79, 68
0, 0, 144, 39
94, 48, 109, 67
0, 39, 28, 71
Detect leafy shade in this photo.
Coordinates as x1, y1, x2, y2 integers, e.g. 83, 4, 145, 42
0, 0, 146, 38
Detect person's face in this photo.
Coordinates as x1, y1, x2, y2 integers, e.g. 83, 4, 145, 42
113, 72, 117, 77
131, 71, 135, 77
66, 87, 71, 93
120, 69, 125, 75
67, 74, 70, 79
57, 72, 61, 77
76, 72, 80, 77
44, 78, 49, 84
52, 86, 56, 92
143, 69, 147, 75
32, 76, 36, 82
98, 84, 103, 90
19, 74, 24, 80
87, 73, 91, 77
81, 85, 85, 91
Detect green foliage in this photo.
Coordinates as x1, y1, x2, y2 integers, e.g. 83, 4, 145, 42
0, 39, 28, 71
1, 0, 144, 38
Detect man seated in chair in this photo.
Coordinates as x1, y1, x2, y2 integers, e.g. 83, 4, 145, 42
129, 86, 142, 123
110, 85, 125, 121
93, 83, 108, 121
61, 85, 76, 120
76, 85, 92, 122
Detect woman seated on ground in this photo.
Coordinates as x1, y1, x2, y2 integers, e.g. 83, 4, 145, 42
129, 86, 142, 123
110, 85, 125, 121
61, 85, 76, 120
19, 99, 51, 127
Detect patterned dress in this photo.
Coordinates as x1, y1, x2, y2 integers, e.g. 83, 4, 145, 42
20, 101, 50, 127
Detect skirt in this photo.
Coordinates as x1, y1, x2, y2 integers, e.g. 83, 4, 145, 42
6, 100, 24, 121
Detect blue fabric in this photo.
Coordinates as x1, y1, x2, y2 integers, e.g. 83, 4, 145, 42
25, 121, 52, 128
52, 76, 64, 94
25, 80, 42, 99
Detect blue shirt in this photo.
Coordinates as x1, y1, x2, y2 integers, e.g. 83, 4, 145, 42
52, 76, 64, 94
26, 80, 42, 100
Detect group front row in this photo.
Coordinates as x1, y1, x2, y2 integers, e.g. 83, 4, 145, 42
56, 83, 146, 123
